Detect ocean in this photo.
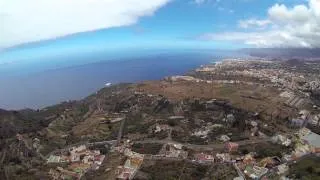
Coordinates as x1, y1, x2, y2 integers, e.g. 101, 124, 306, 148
0, 50, 235, 110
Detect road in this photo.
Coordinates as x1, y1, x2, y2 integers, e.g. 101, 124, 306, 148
116, 117, 126, 146
135, 138, 271, 151
46, 140, 116, 158
234, 162, 246, 180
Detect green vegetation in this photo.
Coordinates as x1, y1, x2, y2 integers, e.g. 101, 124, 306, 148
139, 160, 210, 180
289, 156, 320, 180
207, 164, 238, 179
131, 143, 162, 155
239, 142, 290, 158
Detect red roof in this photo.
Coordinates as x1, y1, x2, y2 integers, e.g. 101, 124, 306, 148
195, 153, 213, 161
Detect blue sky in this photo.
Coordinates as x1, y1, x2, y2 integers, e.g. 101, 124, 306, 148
0, 0, 318, 68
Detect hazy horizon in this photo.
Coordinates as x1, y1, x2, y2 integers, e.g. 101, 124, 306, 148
0, 50, 234, 110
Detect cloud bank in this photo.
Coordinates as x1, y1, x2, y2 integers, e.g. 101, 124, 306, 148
0, 0, 171, 49
201, 0, 320, 48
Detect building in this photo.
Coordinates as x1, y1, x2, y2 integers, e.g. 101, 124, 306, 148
308, 115, 320, 126
282, 154, 292, 162
219, 135, 231, 142
271, 134, 291, 147
250, 121, 258, 127
110, 117, 125, 123
224, 114, 236, 123
117, 149, 144, 180
233, 177, 244, 180
293, 142, 311, 158
243, 154, 256, 165
163, 143, 188, 159
259, 157, 281, 168
225, 142, 239, 152
244, 165, 268, 180
298, 127, 311, 137
47, 155, 61, 163
290, 118, 305, 128
299, 110, 310, 120
276, 164, 289, 175
194, 153, 215, 164
16, 133, 23, 141
70, 145, 86, 154
216, 153, 231, 162
117, 166, 135, 180
94, 155, 105, 165
154, 124, 170, 133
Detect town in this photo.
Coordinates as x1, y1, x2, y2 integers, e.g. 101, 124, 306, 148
1, 58, 319, 180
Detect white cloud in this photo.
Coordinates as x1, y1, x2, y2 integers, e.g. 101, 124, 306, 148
268, 3, 311, 24
200, 31, 313, 48
0, 0, 171, 49
201, 0, 320, 48
238, 19, 271, 28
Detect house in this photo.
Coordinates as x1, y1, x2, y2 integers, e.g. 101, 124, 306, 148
243, 154, 256, 165
117, 149, 144, 180
194, 153, 215, 163
276, 164, 289, 175
164, 144, 188, 159
56, 167, 82, 180
271, 135, 291, 147
168, 116, 185, 120
290, 118, 305, 128
94, 155, 105, 165
299, 110, 310, 120
124, 149, 144, 159
308, 115, 319, 126
282, 154, 292, 162
125, 157, 143, 169
192, 129, 210, 138
297, 127, 311, 137
110, 117, 125, 123
154, 124, 170, 133
233, 177, 244, 180
16, 133, 23, 141
259, 157, 281, 168
219, 135, 231, 142
47, 155, 61, 163
71, 154, 80, 162
49, 169, 61, 180
250, 121, 258, 127
168, 143, 182, 150
244, 165, 268, 180
225, 142, 239, 152
293, 142, 311, 158
82, 155, 93, 164
117, 166, 135, 180
224, 114, 236, 123
70, 145, 86, 154
216, 153, 231, 162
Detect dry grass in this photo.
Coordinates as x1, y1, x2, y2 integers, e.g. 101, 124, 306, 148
72, 114, 116, 139
136, 80, 293, 117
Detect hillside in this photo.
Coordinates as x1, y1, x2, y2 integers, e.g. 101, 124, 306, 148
240, 48, 320, 59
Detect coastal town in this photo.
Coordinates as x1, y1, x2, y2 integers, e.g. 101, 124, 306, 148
1, 58, 320, 179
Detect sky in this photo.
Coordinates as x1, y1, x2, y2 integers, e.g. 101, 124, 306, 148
0, 0, 320, 68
